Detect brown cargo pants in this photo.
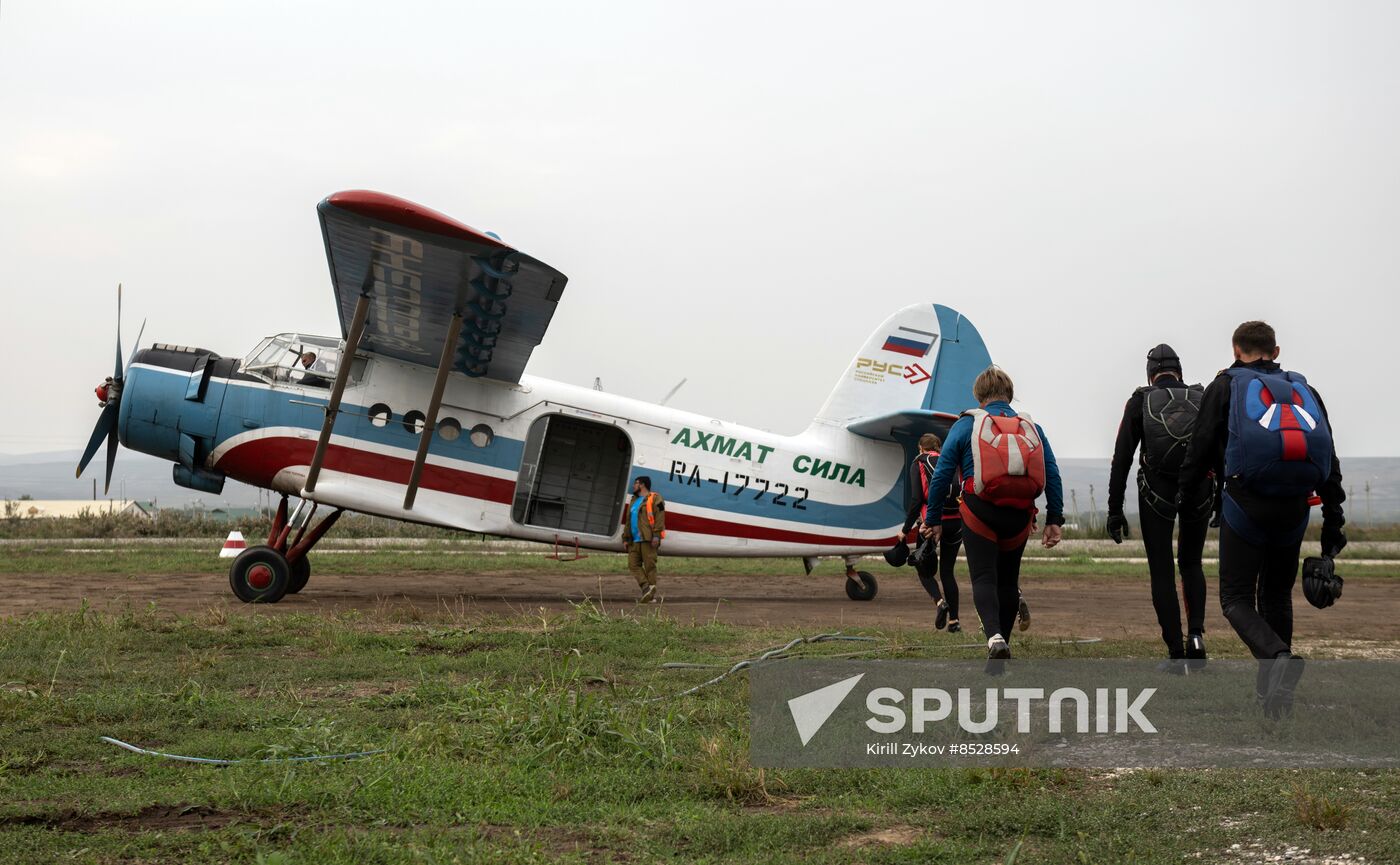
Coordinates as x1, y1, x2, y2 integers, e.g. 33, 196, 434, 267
627, 542, 657, 588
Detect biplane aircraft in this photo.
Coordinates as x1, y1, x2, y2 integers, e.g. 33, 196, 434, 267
77, 191, 993, 603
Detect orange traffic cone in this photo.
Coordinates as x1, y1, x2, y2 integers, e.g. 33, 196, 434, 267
219, 531, 246, 559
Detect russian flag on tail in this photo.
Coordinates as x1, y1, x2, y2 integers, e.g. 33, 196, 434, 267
882, 326, 936, 358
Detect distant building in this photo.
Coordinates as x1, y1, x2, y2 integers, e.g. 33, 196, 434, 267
206, 506, 265, 523
3, 499, 152, 519
167, 503, 268, 523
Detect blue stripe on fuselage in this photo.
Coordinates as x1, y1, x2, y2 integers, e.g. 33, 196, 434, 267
632, 465, 904, 531
131, 366, 904, 532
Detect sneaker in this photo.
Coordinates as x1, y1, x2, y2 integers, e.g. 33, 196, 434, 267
639, 585, 656, 604
947, 619, 962, 634
1263, 654, 1306, 720
987, 635, 1011, 660
1017, 596, 1031, 632
1185, 633, 1207, 671
935, 600, 949, 631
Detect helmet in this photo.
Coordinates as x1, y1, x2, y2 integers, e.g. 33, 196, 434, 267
884, 540, 909, 568
1146, 343, 1183, 381
1302, 556, 1344, 609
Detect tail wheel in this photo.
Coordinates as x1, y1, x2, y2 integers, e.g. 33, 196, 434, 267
229, 546, 291, 604
845, 570, 878, 601
287, 556, 310, 595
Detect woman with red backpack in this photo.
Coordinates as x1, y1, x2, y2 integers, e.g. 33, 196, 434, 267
922, 366, 1064, 660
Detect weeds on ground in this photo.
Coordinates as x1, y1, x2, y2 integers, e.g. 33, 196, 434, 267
693, 735, 787, 805
1292, 783, 1352, 830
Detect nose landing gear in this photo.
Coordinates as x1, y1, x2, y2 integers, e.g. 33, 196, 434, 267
228, 495, 342, 603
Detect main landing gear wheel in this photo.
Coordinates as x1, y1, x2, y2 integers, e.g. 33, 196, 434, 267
287, 556, 311, 595
229, 546, 291, 604
845, 570, 878, 601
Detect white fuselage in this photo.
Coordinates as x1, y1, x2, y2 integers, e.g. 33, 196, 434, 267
160, 354, 910, 557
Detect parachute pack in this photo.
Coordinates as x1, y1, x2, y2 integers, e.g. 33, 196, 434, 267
961, 409, 1046, 509
1225, 368, 1333, 497
1139, 383, 1204, 474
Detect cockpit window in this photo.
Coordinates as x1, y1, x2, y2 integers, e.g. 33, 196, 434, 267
239, 333, 365, 387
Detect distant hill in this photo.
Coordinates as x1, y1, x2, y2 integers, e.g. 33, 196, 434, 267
3, 451, 1396, 522
0, 450, 263, 508
1055, 457, 1400, 524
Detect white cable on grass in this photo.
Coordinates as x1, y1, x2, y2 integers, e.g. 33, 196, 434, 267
655, 635, 1106, 698
100, 736, 385, 765
651, 632, 876, 701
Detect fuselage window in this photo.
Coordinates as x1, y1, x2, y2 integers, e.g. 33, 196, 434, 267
403, 410, 426, 435
369, 403, 392, 428
438, 417, 461, 441
470, 424, 494, 448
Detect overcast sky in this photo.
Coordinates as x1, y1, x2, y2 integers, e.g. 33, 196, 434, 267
2, 1, 1397, 459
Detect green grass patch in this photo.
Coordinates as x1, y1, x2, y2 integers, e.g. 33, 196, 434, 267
3, 544, 1397, 581
0, 604, 1396, 863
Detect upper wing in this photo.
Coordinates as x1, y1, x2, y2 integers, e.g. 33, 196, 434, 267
317, 190, 568, 383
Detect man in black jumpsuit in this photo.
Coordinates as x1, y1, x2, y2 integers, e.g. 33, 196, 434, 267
1177, 321, 1346, 715
1107, 344, 1211, 670
902, 433, 963, 632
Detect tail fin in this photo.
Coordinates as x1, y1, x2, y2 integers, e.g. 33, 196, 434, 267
810, 303, 992, 438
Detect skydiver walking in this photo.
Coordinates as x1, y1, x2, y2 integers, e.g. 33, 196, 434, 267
923, 367, 1064, 660
901, 433, 963, 632
1177, 321, 1346, 717
1106, 344, 1212, 672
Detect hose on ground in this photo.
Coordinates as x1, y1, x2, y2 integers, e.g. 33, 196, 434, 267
100, 736, 385, 765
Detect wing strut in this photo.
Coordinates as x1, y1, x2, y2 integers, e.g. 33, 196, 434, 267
304, 292, 371, 494
403, 312, 464, 510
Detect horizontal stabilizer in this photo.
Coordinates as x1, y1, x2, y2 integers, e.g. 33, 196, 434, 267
846, 409, 961, 443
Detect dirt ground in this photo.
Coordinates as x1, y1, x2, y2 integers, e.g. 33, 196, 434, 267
6, 566, 1399, 647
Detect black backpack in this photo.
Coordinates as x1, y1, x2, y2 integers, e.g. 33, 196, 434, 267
1139, 383, 1203, 474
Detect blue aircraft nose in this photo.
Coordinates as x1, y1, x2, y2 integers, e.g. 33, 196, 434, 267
121, 345, 231, 492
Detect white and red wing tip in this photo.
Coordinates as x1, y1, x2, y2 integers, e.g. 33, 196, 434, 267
323, 190, 511, 250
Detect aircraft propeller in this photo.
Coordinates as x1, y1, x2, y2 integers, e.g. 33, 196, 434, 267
76, 285, 145, 494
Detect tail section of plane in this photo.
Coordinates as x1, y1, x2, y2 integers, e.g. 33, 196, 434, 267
810, 303, 992, 438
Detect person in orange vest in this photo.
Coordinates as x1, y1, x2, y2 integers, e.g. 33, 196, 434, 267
621, 475, 666, 603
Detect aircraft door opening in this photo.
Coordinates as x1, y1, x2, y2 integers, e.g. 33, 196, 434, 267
511, 415, 632, 537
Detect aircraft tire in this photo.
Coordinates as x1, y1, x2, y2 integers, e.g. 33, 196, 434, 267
229, 546, 292, 604
287, 556, 311, 594
845, 571, 878, 601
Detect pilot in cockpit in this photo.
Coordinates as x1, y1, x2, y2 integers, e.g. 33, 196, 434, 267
298, 351, 332, 387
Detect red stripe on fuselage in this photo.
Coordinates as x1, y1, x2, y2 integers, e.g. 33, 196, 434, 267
214, 437, 517, 504
214, 436, 896, 548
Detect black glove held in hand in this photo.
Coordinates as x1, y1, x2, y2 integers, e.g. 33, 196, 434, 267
1106, 512, 1128, 544
1321, 524, 1347, 558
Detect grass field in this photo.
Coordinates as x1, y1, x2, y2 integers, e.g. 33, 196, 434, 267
3, 535, 1400, 581
2, 593, 1397, 864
